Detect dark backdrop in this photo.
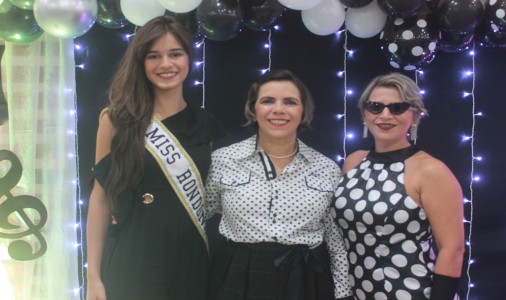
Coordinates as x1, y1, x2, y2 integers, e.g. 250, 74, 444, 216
76, 9, 506, 299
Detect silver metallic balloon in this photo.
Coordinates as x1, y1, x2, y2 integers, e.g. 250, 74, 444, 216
34, 0, 98, 39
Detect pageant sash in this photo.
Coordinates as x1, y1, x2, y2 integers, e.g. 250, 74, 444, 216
144, 117, 208, 250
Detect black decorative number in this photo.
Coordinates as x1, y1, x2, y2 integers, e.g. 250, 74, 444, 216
0, 149, 48, 261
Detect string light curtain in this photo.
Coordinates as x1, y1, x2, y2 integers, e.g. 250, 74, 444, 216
0, 35, 80, 299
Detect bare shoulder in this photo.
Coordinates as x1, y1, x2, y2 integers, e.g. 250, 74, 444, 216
95, 110, 116, 163
406, 150, 462, 193
407, 151, 454, 177
342, 150, 369, 174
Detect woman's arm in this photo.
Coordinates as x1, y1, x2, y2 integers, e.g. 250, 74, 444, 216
86, 113, 115, 300
418, 157, 465, 277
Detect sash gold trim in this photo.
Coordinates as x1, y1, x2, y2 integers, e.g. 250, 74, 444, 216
144, 117, 208, 252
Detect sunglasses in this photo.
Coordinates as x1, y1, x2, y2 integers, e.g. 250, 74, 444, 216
364, 101, 412, 115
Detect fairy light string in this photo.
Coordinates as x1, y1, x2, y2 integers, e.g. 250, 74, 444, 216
465, 43, 477, 300
342, 29, 349, 159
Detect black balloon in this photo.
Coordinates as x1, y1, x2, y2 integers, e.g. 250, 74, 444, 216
380, 11, 439, 70
425, 0, 440, 12
438, 30, 474, 53
377, 0, 424, 18
197, 0, 243, 41
475, 20, 506, 51
165, 10, 204, 42
96, 0, 130, 29
0, 4, 43, 44
339, 0, 373, 8
436, 0, 485, 34
239, 0, 284, 31
482, 0, 506, 39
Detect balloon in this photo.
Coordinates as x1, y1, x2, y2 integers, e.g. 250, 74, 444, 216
0, 4, 43, 44
9, 0, 34, 10
120, 0, 166, 26
377, 0, 424, 18
277, 0, 322, 10
34, 0, 97, 39
482, 0, 506, 38
345, 0, 387, 38
425, 0, 440, 12
380, 11, 439, 70
96, 0, 130, 28
0, 0, 13, 13
301, 0, 345, 35
436, 0, 485, 34
438, 30, 474, 53
165, 10, 202, 41
339, 0, 373, 8
239, 0, 284, 31
158, 0, 202, 13
197, 0, 242, 41
476, 23, 506, 50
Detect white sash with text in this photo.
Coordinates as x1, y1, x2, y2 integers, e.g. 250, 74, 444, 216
144, 118, 207, 249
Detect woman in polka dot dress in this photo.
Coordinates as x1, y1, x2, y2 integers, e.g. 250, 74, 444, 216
331, 72, 464, 300
205, 69, 353, 300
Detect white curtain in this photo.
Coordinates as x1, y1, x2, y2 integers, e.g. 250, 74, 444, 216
0, 35, 80, 299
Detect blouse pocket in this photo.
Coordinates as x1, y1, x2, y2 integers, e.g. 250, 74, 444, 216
220, 171, 251, 187
305, 174, 334, 193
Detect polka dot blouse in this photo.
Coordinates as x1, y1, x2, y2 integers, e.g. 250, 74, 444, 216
205, 135, 351, 298
331, 146, 436, 300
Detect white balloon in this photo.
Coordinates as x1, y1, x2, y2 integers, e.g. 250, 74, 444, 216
345, 0, 387, 38
158, 0, 202, 13
120, 0, 166, 26
277, 0, 322, 10
34, 0, 97, 39
302, 0, 345, 35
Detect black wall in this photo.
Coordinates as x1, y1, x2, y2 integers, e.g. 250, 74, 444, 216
76, 9, 506, 299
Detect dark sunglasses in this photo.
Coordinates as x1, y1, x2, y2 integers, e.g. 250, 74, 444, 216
364, 101, 412, 115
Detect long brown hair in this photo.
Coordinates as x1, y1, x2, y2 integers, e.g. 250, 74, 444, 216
105, 15, 194, 209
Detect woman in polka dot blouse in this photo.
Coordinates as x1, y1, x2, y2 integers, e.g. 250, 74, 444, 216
205, 69, 353, 300
331, 72, 464, 300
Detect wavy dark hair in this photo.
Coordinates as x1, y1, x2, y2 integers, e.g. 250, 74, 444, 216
104, 15, 194, 209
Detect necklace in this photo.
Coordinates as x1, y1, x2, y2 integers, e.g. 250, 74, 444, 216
265, 147, 298, 159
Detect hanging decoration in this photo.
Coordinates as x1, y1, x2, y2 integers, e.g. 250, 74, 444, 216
476, 0, 506, 49
0, 2, 43, 44
34, 0, 98, 39
376, 0, 424, 18
9, 0, 35, 10
120, 0, 166, 26
339, 0, 372, 8
96, 0, 130, 29
438, 30, 475, 53
301, 0, 346, 36
435, 0, 485, 34
277, 0, 321, 11
0, 150, 48, 261
158, 0, 202, 13
0, 0, 503, 69
239, 0, 284, 32
197, 0, 242, 41
165, 9, 203, 41
345, 0, 387, 38
380, 10, 439, 70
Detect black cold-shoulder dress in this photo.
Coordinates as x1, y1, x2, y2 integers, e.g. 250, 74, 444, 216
92, 104, 225, 300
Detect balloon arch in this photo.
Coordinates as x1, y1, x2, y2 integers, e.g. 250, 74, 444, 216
0, 0, 505, 70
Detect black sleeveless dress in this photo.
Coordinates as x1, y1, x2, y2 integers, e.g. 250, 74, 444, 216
92, 105, 225, 300
331, 146, 437, 300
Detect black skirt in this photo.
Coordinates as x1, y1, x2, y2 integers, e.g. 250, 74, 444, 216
208, 240, 335, 300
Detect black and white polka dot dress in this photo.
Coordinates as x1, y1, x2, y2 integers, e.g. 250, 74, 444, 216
331, 146, 436, 300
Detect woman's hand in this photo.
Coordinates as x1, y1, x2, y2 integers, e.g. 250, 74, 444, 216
86, 278, 107, 300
